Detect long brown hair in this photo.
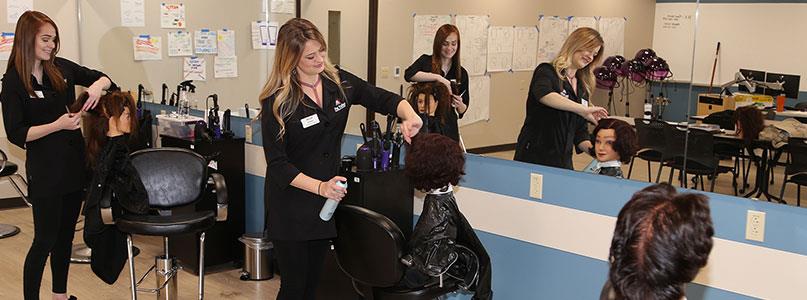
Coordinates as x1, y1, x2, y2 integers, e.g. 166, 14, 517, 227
258, 18, 343, 139
7, 11, 66, 97
734, 106, 764, 145
407, 82, 451, 124
552, 27, 604, 97
431, 24, 462, 83
83, 90, 138, 167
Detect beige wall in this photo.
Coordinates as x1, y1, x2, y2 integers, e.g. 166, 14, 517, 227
376, 0, 657, 148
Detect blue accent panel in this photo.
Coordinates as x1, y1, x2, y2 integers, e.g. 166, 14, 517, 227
245, 173, 265, 234
657, 0, 807, 3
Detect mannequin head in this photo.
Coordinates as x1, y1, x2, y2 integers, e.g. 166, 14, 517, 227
407, 82, 451, 120
83, 90, 138, 166
734, 106, 764, 144
405, 133, 465, 191
592, 119, 637, 163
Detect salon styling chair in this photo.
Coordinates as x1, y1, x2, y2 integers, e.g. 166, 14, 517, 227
101, 147, 227, 299
333, 205, 458, 300
0, 148, 30, 238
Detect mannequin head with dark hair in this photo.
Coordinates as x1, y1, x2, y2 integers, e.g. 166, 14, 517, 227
734, 106, 764, 145
605, 183, 714, 300
82, 90, 138, 167
592, 118, 638, 164
407, 82, 452, 121
404, 133, 465, 191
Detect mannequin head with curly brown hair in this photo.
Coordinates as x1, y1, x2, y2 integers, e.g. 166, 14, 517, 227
404, 133, 465, 191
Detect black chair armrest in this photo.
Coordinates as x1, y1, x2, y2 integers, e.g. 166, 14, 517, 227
209, 173, 228, 221
100, 189, 116, 225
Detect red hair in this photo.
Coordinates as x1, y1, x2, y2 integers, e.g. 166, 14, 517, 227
7, 11, 66, 97
431, 24, 462, 83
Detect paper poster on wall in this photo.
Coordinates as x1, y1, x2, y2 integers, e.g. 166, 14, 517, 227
217, 29, 236, 58
455, 15, 489, 76
167, 31, 192, 56
458, 75, 490, 127
133, 35, 162, 61
7, 0, 32, 23
598, 17, 626, 58
194, 29, 217, 54
214, 56, 238, 78
160, 3, 186, 28
412, 14, 452, 62
537, 16, 568, 63
0, 32, 14, 61
486, 26, 514, 73
183, 56, 206, 81
121, 0, 145, 27
512, 26, 538, 72
251, 21, 278, 49
568, 16, 598, 35
270, 0, 295, 14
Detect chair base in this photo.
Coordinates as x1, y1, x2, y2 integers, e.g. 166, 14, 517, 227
0, 224, 20, 238
70, 243, 92, 264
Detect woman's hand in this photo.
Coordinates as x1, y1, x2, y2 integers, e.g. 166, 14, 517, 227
53, 113, 81, 131
451, 95, 467, 114
439, 76, 453, 94
397, 99, 424, 143
581, 106, 608, 125
318, 176, 348, 201
81, 77, 112, 111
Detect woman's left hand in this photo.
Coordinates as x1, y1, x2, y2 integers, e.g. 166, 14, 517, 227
451, 95, 467, 114
81, 84, 104, 111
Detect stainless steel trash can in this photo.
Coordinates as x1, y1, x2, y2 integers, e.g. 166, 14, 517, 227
239, 233, 273, 281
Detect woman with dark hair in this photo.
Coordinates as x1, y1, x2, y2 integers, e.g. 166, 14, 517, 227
406, 82, 452, 137
601, 183, 714, 300
734, 106, 765, 144
403, 133, 492, 300
404, 24, 468, 142
0, 11, 115, 300
259, 18, 421, 299
583, 118, 638, 178
514, 27, 609, 169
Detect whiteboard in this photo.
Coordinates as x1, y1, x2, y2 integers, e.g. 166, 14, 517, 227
537, 16, 567, 63
411, 14, 452, 62
652, 3, 696, 82
486, 26, 514, 73
455, 15, 489, 76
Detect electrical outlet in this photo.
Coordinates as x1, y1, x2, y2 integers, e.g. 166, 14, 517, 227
394, 66, 401, 78
529, 173, 542, 199
245, 124, 253, 143
745, 210, 766, 242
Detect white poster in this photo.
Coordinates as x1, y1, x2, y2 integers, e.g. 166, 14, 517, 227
194, 29, 217, 54
120, 0, 145, 27
217, 29, 236, 58
214, 56, 238, 78
455, 15, 489, 76
7, 0, 33, 23
568, 16, 598, 35
167, 31, 192, 56
537, 16, 569, 63
160, 3, 186, 28
599, 17, 626, 58
0, 32, 14, 61
486, 26, 515, 73
458, 75, 491, 127
251, 21, 278, 49
512, 26, 539, 71
133, 35, 162, 61
411, 14, 452, 62
270, 0, 294, 14
183, 56, 206, 81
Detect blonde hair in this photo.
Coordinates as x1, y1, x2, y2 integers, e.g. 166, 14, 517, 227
258, 18, 344, 139
551, 27, 604, 97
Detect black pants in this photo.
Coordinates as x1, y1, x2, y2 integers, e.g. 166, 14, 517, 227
23, 190, 83, 300
273, 239, 330, 300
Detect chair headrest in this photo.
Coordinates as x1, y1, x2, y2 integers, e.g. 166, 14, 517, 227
333, 205, 406, 288
130, 147, 207, 209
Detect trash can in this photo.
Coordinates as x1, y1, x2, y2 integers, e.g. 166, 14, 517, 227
239, 233, 273, 281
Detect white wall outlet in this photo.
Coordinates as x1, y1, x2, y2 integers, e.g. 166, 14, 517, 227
394, 66, 401, 78
745, 210, 766, 242
245, 124, 253, 144
529, 173, 543, 199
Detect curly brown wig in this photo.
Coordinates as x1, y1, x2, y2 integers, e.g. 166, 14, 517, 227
733, 106, 764, 145
407, 82, 452, 123
593, 118, 638, 163
404, 133, 465, 191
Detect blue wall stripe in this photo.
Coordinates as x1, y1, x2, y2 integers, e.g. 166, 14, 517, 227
245, 173, 265, 233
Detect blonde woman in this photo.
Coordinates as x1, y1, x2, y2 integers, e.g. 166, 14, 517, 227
259, 18, 421, 299
514, 27, 608, 170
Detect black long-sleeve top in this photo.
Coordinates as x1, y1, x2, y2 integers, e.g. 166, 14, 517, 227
404, 54, 469, 142
1, 57, 115, 197
513, 63, 589, 170
261, 68, 404, 241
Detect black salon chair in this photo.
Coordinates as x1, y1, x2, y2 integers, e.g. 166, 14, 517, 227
661, 124, 737, 194
779, 137, 807, 206
629, 118, 668, 182
101, 147, 227, 299
333, 205, 458, 300
0, 148, 30, 238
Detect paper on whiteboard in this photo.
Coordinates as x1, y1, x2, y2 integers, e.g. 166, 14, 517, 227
133, 35, 162, 61
214, 56, 238, 78
252, 21, 278, 49
599, 17, 625, 58
412, 14, 452, 62
7, 0, 32, 23
271, 0, 295, 14
167, 31, 192, 56
458, 75, 490, 126
537, 16, 568, 63
486, 26, 514, 73
568, 16, 597, 34
194, 29, 217, 54
121, 0, 145, 27
160, 3, 185, 28
0, 32, 13, 61
455, 15, 489, 76
217, 29, 236, 57
512, 26, 538, 72
183, 56, 206, 81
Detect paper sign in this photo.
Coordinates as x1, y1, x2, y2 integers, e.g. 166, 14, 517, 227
194, 29, 217, 54
183, 56, 206, 81
251, 21, 278, 49
270, 0, 294, 14
160, 3, 185, 28
7, 0, 33, 23
133, 35, 162, 61
214, 56, 238, 78
121, 0, 145, 27
0, 32, 14, 60
167, 31, 192, 56
217, 29, 236, 58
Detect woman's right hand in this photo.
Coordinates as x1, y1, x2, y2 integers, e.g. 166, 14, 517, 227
319, 176, 348, 201
439, 77, 453, 94
53, 113, 81, 131
581, 106, 608, 125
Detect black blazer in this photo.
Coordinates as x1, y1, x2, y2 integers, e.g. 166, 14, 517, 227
1, 57, 115, 198
261, 67, 403, 241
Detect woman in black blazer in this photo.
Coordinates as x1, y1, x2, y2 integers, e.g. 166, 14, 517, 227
1, 11, 114, 300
